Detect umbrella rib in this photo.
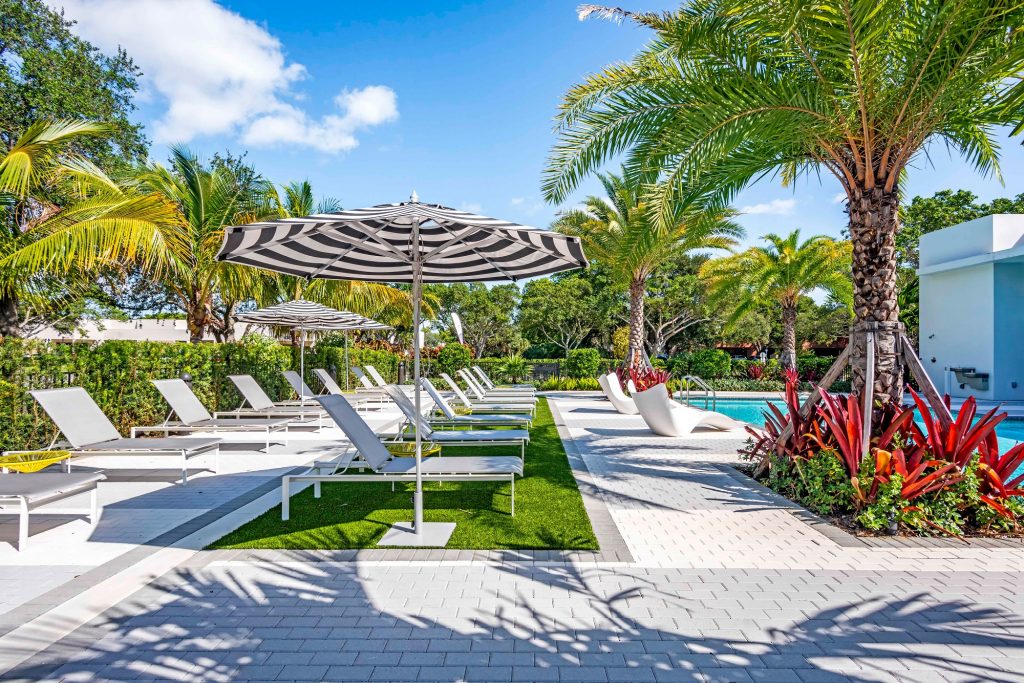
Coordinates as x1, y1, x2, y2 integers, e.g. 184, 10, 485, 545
421, 225, 486, 262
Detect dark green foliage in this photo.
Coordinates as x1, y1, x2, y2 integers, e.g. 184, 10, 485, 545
209, 399, 599, 550
0, 0, 148, 169
669, 348, 732, 379
765, 451, 855, 516
0, 337, 291, 451
561, 348, 602, 378
436, 343, 472, 377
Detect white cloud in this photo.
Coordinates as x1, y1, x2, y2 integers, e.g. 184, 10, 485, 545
510, 197, 525, 206
832, 192, 847, 204
50, 0, 398, 151
460, 202, 483, 214
509, 197, 545, 216
739, 198, 796, 215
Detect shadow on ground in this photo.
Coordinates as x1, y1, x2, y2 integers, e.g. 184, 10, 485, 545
7, 556, 1024, 682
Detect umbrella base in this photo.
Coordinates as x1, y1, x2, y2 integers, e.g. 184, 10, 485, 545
377, 521, 456, 547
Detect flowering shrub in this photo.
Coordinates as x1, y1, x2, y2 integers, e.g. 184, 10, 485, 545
745, 384, 1022, 537
629, 367, 671, 393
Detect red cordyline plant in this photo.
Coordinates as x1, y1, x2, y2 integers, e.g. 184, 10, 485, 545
909, 389, 1005, 470
813, 388, 919, 504
977, 440, 1024, 519
783, 366, 799, 385
743, 379, 827, 469
629, 367, 670, 393
746, 363, 764, 380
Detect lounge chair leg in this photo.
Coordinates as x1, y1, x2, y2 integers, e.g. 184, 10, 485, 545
266, 429, 271, 453
282, 477, 290, 521
181, 451, 188, 485
314, 481, 321, 498
90, 488, 98, 526
18, 499, 28, 551
511, 476, 515, 516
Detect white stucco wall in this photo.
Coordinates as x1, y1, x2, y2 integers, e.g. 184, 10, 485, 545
919, 214, 1024, 402
919, 264, 994, 400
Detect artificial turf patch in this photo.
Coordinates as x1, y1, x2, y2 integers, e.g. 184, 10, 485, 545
208, 398, 599, 550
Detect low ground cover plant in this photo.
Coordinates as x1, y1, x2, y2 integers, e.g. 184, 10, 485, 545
742, 377, 1024, 537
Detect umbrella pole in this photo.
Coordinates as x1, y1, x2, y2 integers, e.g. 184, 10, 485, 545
300, 328, 306, 402
344, 331, 350, 390
412, 241, 424, 535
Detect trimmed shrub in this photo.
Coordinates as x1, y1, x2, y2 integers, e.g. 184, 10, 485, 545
670, 349, 732, 379
562, 348, 602, 378
436, 343, 472, 377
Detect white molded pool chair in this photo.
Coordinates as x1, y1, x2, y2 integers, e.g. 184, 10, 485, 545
632, 384, 744, 437
603, 372, 640, 415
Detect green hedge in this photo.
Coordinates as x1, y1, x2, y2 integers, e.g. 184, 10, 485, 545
0, 337, 292, 452
668, 349, 732, 379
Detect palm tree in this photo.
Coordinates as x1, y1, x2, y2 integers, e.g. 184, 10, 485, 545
701, 231, 851, 370
543, 2, 1024, 402
6, 144, 273, 342
555, 170, 741, 369
0, 119, 178, 336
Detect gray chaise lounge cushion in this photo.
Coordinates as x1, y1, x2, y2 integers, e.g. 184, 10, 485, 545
30, 388, 219, 452
153, 379, 289, 429
0, 472, 105, 503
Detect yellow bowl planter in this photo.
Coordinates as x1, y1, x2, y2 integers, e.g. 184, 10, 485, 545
385, 442, 441, 458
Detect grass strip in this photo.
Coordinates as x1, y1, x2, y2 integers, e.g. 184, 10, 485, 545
209, 398, 598, 549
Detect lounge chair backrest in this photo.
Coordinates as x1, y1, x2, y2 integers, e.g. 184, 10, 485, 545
152, 379, 213, 425
439, 372, 474, 407
364, 365, 388, 387
30, 387, 120, 447
472, 366, 495, 390
420, 378, 456, 419
352, 367, 376, 389
458, 369, 486, 399
313, 368, 343, 395
596, 373, 612, 400
228, 375, 275, 410
282, 371, 316, 400
381, 385, 435, 436
315, 395, 392, 470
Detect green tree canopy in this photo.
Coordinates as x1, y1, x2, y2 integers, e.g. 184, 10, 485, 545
0, 0, 147, 169
518, 275, 601, 355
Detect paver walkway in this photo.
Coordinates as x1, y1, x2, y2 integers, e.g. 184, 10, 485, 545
3, 393, 1024, 682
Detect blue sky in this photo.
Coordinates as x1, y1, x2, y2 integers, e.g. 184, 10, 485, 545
52, 0, 1024, 248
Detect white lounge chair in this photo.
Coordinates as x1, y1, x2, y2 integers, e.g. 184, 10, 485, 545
382, 385, 529, 458
461, 368, 535, 398
313, 368, 344, 395
282, 370, 320, 403
134, 379, 291, 451
29, 387, 220, 484
364, 365, 389, 387
421, 378, 532, 428
471, 365, 535, 392
597, 373, 613, 401
457, 369, 536, 405
0, 472, 106, 550
281, 395, 524, 520
438, 373, 537, 416
219, 375, 327, 426
632, 385, 744, 436
602, 372, 640, 415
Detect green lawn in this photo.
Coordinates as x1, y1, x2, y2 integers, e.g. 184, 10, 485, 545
209, 398, 599, 550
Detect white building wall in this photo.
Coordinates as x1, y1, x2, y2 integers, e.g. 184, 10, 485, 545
919, 264, 994, 400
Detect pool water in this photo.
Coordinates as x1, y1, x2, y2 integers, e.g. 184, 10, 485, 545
698, 397, 1024, 452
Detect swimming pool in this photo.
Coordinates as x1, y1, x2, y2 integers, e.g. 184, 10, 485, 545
698, 396, 1024, 451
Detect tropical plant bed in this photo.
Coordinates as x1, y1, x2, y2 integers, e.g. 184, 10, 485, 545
209, 399, 599, 550
740, 381, 1024, 539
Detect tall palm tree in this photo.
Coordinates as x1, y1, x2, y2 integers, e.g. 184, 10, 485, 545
6, 144, 273, 342
0, 119, 178, 336
543, 1, 1024, 402
555, 170, 741, 369
701, 231, 851, 369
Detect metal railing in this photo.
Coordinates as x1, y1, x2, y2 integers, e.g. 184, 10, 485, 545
678, 375, 717, 410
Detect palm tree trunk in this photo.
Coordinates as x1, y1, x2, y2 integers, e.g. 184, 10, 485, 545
628, 276, 646, 370
0, 292, 20, 338
848, 185, 905, 403
780, 302, 797, 370
185, 297, 209, 343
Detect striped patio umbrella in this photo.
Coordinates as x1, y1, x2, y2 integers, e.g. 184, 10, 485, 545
236, 301, 389, 397
217, 195, 587, 546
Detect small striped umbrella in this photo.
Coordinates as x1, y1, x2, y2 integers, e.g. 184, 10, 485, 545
218, 195, 587, 545
237, 301, 390, 397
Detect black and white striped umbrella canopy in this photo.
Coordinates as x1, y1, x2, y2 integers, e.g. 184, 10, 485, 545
235, 300, 365, 328
216, 199, 588, 282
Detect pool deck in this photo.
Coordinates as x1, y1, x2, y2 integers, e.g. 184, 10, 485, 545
1, 392, 1023, 682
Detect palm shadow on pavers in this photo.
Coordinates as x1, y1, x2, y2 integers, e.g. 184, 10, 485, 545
6, 559, 1024, 682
